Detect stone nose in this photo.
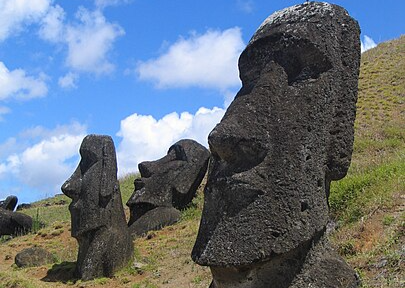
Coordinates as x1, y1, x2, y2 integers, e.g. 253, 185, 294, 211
61, 168, 81, 199
138, 161, 155, 178
208, 125, 267, 173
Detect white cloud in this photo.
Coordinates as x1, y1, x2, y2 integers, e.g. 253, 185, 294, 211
0, 62, 48, 101
0, 0, 51, 41
38, 5, 125, 75
38, 4, 65, 42
0, 123, 86, 194
18, 121, 86, 140
116, 107, 225, 175
58, 72, 78, 89
237, 0, 255, 14
64, 7, 125, 74
0, 106, 11, 121
361, 35, 377, 53
0, 137, 17, 158
95, 0, 131, 9
137, 28, 244, 91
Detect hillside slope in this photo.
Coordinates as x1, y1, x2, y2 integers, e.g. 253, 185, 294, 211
0, 36, 404, 288
329, 35, 404, 288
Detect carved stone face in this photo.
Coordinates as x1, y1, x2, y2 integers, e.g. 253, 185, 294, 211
61, 135, 118, 237
192, 3, 360, 267
127, 139, 209, 225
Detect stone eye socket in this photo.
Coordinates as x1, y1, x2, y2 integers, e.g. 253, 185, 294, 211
240, 33, 332, 86
79, 149, 98, 174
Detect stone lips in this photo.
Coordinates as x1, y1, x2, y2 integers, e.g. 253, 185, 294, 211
192, 0, 360, 275
127, 139, 209, 236
61, 134, 133, 280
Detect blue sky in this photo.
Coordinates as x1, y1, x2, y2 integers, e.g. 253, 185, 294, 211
0, 0, 404, 204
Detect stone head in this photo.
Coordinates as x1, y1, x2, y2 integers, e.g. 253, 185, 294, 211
127, 139, 209, 225
192, 2, 360, 266
61, 135, 121, 237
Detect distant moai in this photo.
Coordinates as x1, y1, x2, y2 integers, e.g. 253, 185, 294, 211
127, 139, 210, 237
192, 2, 361, 288
0, 195, 18, 211
0, 195, 32, 236
62, 135, 133, 281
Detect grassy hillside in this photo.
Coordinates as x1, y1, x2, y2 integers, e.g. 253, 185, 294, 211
0, 36, 404, 288
329, 35, 405, 288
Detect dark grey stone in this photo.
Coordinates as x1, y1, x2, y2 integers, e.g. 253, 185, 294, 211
16, 203, 32, 211
0, 195, 18, 211
128, 207, 181, 237
0, 208, 32, 236
61, 134, 133, 281
192, 2, 360, 287
15, 247, 55, 268
127, 139, 209, 236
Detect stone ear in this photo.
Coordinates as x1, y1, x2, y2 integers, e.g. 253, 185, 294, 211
98, 139, 116, 205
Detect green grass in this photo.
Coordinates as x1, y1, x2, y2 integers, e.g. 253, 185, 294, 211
0, 271, 37, 288
330, 152, 404, 224
119, 173, 140, 205
328, 35, 404, 287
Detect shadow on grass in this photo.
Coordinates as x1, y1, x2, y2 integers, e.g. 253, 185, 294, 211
41, 261, 78, 283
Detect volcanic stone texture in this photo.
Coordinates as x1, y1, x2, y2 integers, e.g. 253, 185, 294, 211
127, 139, 210, 237
192, 2, 361, 288
0, 208, 32, 236
15, 247, 55, 268
61, 135, 133, 281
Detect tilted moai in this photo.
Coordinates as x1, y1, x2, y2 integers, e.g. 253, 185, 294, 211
192, 2, 361, 288
127, 139, 210, 237
0, 194, 32, 236
62, 135, 133, 281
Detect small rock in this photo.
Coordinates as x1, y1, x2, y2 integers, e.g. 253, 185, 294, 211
146, 231, 156, 240
133, 261, 146, 269
375, 258, 388, 269
15, 247, 55, 268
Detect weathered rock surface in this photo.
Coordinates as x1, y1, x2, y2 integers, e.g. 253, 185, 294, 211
61, 135, 133, 281
0, 195, 18, 211
15, 247, 55, 268
192, 2, 360, 287
0, 209, 32, 236
128, 207, 181, 237
127, 139, 209, 236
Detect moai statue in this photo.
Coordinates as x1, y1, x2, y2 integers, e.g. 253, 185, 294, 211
0, 195, 18, 211
127, 139, 210, 237
62, 135, 133, 281
192, 2, 361, 288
